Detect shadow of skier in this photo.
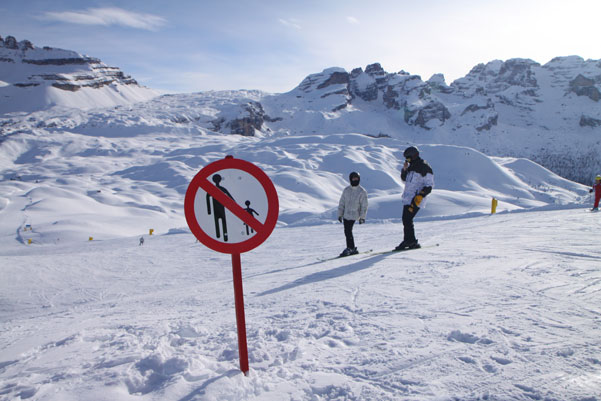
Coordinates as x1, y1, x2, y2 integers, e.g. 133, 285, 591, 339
256, 253, 392, 297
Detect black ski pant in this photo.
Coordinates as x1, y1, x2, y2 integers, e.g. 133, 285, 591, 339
402, 205, 420, 243
343, 219, 356, 249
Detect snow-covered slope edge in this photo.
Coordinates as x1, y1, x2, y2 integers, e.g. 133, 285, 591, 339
0, 130, 589, 245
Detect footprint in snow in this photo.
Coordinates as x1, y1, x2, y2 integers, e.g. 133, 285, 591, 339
491, 356, 512, 365
447, 330, 493, 345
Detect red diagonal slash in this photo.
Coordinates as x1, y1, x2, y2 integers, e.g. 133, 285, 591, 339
199, 178, 265, 234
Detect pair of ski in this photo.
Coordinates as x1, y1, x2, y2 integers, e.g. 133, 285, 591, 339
320, 243, 440, 262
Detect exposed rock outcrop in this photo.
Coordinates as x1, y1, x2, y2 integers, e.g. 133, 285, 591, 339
210, 100, 281, 136
580, 115, 601, 127
405, 101, 451, 129
317, 71, 349, 90
226, 101, 266, 136
570, 74, 601, 101
1, 35, 145, 93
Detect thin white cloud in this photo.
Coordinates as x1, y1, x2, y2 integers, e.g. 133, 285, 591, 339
346, 16, 359, 24
278, 18, 301, 30
41, 7, 166, 31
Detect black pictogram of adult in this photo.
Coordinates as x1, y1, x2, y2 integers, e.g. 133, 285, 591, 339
206, 174, 235, 241
243, 200, 259, 235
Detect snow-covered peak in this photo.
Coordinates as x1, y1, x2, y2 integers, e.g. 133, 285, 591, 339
544, 55, 589, 69
0, 35, 34, 51
293, 67, 348, 93
0, 35, 85, 60
452, 58, 541, 95
0, 35, 158, 115
427, 73, 447, 86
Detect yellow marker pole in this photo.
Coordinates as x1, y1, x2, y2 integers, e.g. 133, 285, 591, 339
149, 229, 154, 235
491, 198, 498, 214
28, 239, 32, 244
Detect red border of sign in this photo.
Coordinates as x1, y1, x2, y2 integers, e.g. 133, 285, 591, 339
184, 157, 279, 254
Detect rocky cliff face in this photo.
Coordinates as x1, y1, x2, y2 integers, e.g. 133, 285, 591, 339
0, 35, 157, 113
0, 36, 143, 91
256, 57, 601, 182
288, 63, 452, 129
278, 56, 600, 137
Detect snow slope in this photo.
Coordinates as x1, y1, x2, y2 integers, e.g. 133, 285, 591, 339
0, 120, 597, 400
0, 128, 589, 244
1, 208, 600, 400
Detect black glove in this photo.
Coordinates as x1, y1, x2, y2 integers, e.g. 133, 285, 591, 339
359, 218, 365, 224
338, 216, 343, 223
590, 189, 594, 193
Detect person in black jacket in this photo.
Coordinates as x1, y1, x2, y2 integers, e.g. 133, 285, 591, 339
395, 146, 434, 251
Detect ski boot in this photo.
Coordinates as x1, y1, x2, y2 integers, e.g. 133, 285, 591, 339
407, 241, 421, 250
340, 247, 359, 257
339, 248, 352, 257
394, 240, 420, 251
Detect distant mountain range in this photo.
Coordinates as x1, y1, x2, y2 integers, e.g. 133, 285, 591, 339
1, 35, 600, 183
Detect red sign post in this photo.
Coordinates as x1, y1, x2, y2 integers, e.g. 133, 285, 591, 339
184, 156, 279, 375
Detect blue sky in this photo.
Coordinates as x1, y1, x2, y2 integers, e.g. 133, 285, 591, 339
2, 0, 600, 93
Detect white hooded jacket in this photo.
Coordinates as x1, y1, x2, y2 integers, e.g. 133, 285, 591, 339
338, 185, 368, 221
401, 158, 434, 208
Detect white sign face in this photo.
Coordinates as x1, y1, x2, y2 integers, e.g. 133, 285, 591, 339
193, 168, 269, 244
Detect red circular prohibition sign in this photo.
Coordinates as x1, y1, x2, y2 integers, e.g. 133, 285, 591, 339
184, 157, 279, 254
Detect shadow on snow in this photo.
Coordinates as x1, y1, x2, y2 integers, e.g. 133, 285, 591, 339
256, 253, 391, 297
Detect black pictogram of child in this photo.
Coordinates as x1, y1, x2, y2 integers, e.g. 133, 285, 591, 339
243, 200, 259, 235
206, 174, 235, 241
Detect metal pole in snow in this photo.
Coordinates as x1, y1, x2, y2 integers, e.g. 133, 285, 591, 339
231, 253, 249, 375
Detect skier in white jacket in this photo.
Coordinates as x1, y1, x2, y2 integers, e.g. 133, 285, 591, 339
395, 146, 434, 251
337, 172, 368, 257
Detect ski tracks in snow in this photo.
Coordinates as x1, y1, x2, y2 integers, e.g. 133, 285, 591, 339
1, 210, 601, 399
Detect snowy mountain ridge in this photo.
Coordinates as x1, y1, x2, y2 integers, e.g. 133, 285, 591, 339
0, 35, 158, 114
1, 37, 600, 183
0, 37, 597, 244
261, 58, 601, 183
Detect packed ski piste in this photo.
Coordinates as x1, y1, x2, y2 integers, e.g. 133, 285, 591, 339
2, 139, 601, 400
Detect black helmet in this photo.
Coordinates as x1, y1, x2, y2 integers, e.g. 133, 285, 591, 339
403, 146, 420, 161
349, 171, 360, 186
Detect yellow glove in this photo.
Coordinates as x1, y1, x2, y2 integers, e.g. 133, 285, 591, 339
408, 195, 423, 213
